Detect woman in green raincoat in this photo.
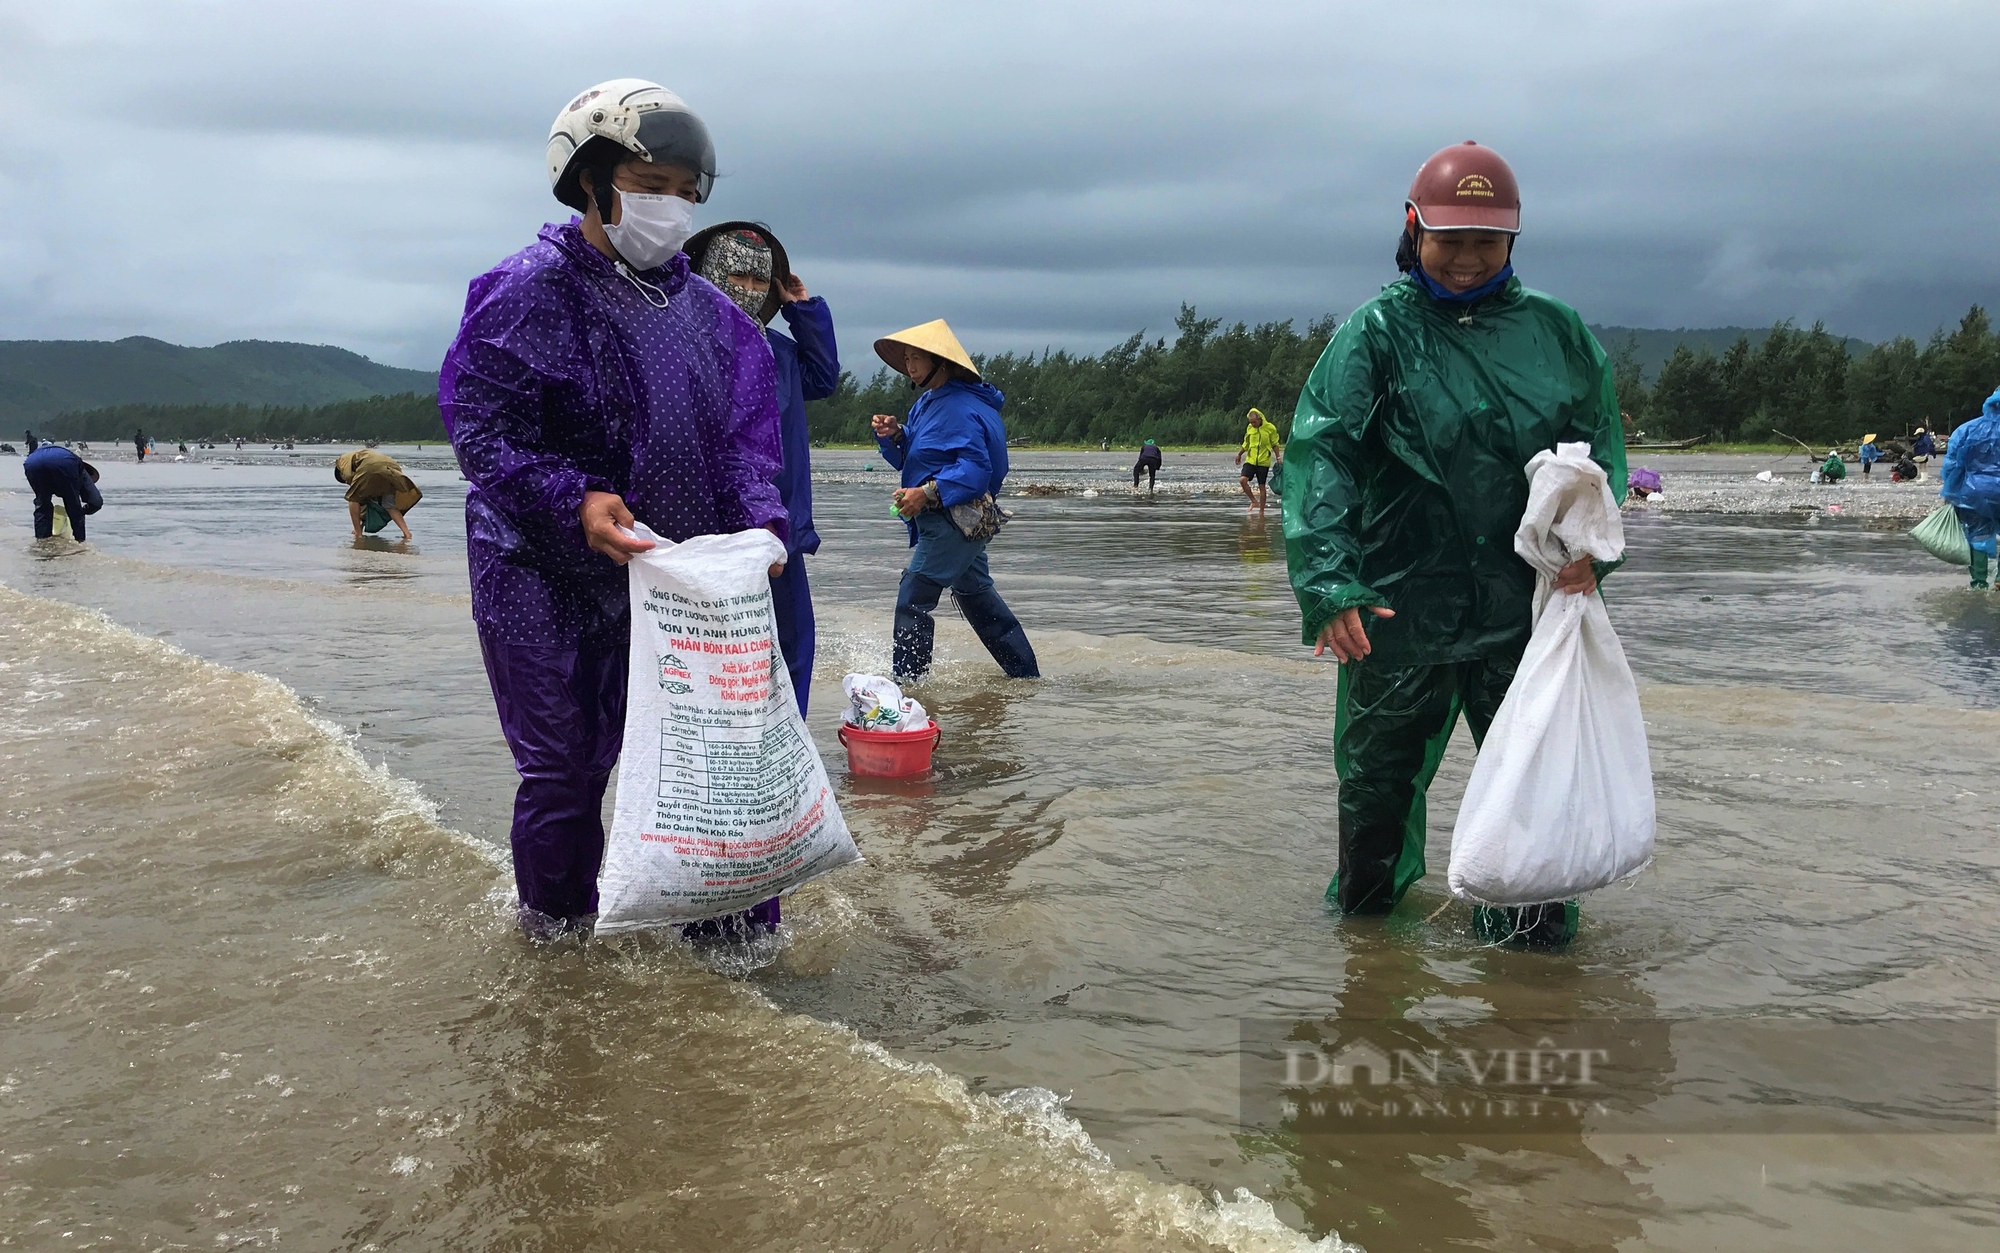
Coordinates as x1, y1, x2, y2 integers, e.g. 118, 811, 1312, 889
1283, 141, 1627, 947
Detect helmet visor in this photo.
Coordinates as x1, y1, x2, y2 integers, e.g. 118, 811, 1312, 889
633, 108, 716, 200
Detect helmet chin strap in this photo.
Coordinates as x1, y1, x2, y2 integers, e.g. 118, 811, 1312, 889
589, 161, 619, 227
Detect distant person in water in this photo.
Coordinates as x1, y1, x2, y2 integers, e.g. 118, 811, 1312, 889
134, 429, 147, 462
1237, 409, 1282, 511
1914, 426, 1937, 462
333, 448, 421, 542
1859, 434, 1880, 477
23, 429, 37, 453
870, 319, 1038, 682
1133, 439, 1162, 491
22, 445, 102, 541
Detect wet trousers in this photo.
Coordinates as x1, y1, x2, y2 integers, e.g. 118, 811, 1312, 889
893, 510, 1039, 681
771, 557, 816, 715
479, 626, 627, 921
1133, 458, 1158, 489
479, 622, 784, 932
1957, 509, 1996, 589
24, 458, 100, 542
1329, 646, 1577, 944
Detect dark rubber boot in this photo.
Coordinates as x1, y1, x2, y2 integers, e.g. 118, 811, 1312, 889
1473, 901, 1579, 947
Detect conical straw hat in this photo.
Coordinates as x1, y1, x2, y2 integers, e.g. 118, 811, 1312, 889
874, 319, 979, 380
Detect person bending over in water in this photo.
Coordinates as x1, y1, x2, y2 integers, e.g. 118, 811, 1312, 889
1284, 141, 1627, 948
22, 444, 101, 540
1133, 438, 1163, 492
334, 448, 421, 542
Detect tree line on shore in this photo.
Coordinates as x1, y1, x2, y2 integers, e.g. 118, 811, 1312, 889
810, 303, 2000, 449
806, 305, 1335, 446
30, 393, 445, 445
1614, 305, 2000, 447
24, 302, 2000, 452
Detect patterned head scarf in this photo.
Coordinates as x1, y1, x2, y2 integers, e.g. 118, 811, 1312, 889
699, 228, 774, 322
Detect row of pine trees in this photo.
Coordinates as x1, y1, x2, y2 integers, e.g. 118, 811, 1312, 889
1613, 306, 2000, 447
811, 303, 2000, 449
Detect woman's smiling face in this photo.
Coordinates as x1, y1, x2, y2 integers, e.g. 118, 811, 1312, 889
1417, 229, 1512, 292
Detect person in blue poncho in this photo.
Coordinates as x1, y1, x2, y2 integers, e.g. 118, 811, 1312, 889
869, 319, 1039, 681
1938, 387, 2000, 590
685, 222, 838, 715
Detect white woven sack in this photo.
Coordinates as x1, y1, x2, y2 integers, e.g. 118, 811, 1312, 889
598, 525, 859, 932
1447, 443, 1656, 906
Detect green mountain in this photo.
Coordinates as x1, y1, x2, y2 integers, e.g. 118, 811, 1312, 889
0, 337, 436, 427
1587, 324, 1873, 382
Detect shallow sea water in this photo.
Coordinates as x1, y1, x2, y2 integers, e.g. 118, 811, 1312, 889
2, 447, 1997, 1251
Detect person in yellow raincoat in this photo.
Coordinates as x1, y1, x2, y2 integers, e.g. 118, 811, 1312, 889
1237, 409, 1283, 511
333, 449, 422, 542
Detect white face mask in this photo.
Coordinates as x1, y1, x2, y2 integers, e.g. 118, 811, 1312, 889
602, 190, 695, 272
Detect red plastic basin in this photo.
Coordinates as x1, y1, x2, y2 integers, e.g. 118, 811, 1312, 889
837, 722, 940, 779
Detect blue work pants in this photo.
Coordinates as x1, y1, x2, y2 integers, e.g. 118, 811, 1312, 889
892, 511, 1038, 681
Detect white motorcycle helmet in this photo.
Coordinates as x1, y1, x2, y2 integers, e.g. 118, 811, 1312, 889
546, 79, 716, 220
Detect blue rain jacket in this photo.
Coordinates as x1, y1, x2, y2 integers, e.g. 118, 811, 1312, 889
1941, 388, 2000, 530
768, 297, 839, 556
874, 380, 1011, 545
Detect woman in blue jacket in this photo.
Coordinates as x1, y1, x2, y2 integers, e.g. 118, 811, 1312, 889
869, 319, 1038, 681
685, 221, 839, 715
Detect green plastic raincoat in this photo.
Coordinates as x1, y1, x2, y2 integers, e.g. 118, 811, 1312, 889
1284, 275, 1625, 663
1283, 274, 1626, 931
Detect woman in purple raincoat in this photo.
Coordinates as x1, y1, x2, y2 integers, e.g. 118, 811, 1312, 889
441, 78, 788, 938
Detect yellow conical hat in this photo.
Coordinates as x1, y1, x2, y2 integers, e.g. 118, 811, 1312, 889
874, 319, 979, 380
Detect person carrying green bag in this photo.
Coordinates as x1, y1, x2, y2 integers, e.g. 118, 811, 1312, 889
1282, 141, 1627, 948
1937, 386, 2000, 589
334, 448, 422, 543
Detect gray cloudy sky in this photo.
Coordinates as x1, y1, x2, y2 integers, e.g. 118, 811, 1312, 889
1, 0, 1994, 373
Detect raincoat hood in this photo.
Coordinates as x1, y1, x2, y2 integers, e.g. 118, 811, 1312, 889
943, 379, 1005, 411
1283, 274, 1626, 665
1938, 387, 2000, 525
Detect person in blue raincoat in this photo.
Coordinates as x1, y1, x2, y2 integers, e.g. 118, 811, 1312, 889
686, 222, 838, 714
1858, 434, 1881, 478
1938, 388, 2000, 590
22, 445, 101, 540
868, 319, 1038, 681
